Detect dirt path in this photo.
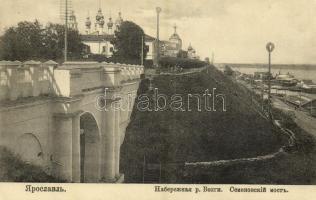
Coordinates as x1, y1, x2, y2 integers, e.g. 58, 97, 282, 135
294, 111, 316, 137
272, 96, 316, 135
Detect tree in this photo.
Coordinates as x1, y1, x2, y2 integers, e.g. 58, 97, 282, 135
0, 21, 43, 61
42, 23, 86, 60
111, 21, 148, 64
0, 20, 86, 61
224, 65, 234, 76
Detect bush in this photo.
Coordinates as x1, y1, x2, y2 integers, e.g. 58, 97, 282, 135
0, 146, 64, 182
224, 65, 234, 76
159, 57, 207, 69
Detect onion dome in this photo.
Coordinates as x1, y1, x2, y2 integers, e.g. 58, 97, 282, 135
170, 32, 181, 41
188, 43, 193, 51
169, 24, 182, 42
107, 17, 114, 29
115, 12, 123, 27
96, 8, 104, 22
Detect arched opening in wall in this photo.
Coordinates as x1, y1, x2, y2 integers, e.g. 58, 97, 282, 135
80, 112, 101, 183
16, 133, 44, 166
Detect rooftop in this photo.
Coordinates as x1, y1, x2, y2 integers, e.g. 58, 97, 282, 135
81, 34, 156, 42
81, 34, 115, 42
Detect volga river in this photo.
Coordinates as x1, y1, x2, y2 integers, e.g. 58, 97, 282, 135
216, 64, 316, 82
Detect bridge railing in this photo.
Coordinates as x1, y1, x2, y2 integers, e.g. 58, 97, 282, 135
0, 60, 58, 101
54, 62, 143, 97
0, 60, 144, 100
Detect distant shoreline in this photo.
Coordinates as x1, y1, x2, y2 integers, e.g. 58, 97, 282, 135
216, 63, 316, 70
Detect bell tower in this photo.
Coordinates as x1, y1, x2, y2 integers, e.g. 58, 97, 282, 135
107, 11, 114, 35
85, 12, 92, 34
95, 0, 105, 34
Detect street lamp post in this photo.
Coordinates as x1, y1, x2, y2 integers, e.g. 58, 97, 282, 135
155, 7, 162, 68
266, 42, 275, 120
141, 36, 144, 66
64, 0, 68, 62
311, 100, 313, 116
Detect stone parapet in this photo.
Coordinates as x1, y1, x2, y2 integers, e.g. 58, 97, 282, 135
0, 60, 144, 100
54, 61, 143, 97
0, 60, 58, 101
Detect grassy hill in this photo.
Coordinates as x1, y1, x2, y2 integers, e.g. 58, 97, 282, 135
121, 65, 295, 183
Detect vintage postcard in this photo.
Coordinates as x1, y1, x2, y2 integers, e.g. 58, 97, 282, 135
0, 0, 315, 199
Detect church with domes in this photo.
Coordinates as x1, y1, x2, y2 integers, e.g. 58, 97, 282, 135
69, 3, 197, 61
80, 6, 124, 57
79, 6, 158, 59
160, 25, 183, 57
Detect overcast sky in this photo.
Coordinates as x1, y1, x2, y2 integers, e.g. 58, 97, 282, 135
0, 0, 316, 64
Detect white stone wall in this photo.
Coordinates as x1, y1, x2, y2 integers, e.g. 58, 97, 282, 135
0, 61, 144, 182
0, 100, 54, 174
83, 41, 113, 57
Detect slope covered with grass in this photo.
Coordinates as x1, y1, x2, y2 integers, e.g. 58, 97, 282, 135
121, 65, 289, 183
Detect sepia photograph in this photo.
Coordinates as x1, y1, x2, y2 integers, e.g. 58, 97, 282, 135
0, 0, 316, 199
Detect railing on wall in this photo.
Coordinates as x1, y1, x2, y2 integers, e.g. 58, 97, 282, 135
0, 60, 144, 101
0, 60, 58, 101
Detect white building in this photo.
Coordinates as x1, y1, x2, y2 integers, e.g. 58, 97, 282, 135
81, 34, 114, 57
164, 25, 182, 57
81, 7, 116, 56
80, 7, 156, 60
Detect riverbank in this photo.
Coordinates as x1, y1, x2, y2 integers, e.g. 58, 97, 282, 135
215, 63, 316, 82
